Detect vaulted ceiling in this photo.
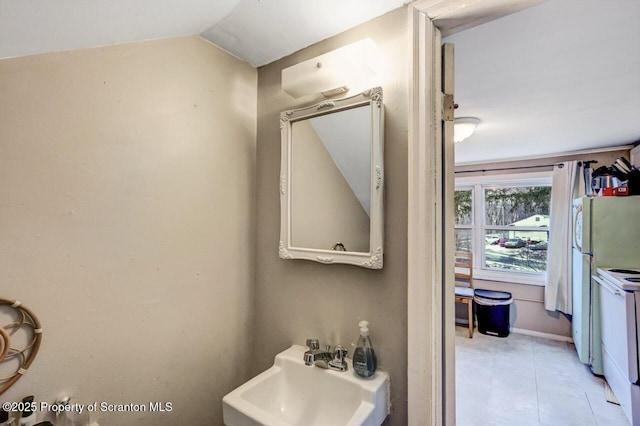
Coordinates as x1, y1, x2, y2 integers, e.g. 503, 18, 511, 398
0, 0, 407, 66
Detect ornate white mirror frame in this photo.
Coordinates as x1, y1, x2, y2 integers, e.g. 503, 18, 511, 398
279, 87, 384, 269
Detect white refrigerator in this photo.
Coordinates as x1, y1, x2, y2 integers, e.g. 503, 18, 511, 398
572, 196, 640, 375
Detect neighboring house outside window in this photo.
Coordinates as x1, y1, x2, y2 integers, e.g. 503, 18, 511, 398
455, 172, 552, 286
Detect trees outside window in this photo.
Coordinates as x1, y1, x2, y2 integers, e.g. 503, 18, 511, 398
455, 174, 552, 284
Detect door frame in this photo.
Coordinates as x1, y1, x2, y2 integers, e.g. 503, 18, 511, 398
407, 1, 549, 424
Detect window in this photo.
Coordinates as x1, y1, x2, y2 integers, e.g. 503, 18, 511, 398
454, 189, 473, 253
455, 173, 552, 285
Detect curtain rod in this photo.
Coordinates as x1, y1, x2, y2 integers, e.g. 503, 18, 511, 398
454, 160, 595, 174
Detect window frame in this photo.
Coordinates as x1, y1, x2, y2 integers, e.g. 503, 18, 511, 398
455, 172, 552, 286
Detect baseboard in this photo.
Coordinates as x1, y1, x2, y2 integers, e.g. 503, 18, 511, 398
511, 327, 573, 343
605, 381, 620, 405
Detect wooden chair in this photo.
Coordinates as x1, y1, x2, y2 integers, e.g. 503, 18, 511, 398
454, 251, 474, 338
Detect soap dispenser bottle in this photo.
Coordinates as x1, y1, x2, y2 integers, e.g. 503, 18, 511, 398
353, 320, 377, 378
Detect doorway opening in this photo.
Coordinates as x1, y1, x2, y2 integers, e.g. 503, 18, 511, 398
409, 0, 639, 424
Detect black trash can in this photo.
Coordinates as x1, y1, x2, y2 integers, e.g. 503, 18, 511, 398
474, 289, 513, 337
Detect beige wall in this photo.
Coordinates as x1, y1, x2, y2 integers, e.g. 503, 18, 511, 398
0, 37, 256, 425
254, 8, 409, 425
631, 145, 640, 167
455, 148, 631, 337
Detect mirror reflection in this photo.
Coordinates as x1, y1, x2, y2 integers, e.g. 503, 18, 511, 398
290, 105, 372, 252
279, 87, 384, 269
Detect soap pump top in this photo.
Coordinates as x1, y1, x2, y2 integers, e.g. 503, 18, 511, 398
353, 320, 377, 379
359, 320, 369, 336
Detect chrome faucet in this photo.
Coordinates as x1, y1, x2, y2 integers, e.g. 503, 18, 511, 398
304, 339, 332, 366
328, 345, 348, 372
304, 339, 348, 372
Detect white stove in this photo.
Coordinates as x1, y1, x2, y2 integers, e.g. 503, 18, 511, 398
595, 267, 640, 425
598, 268, 640, 291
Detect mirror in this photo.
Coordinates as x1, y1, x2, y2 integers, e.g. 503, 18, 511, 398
279, 87, 384, 268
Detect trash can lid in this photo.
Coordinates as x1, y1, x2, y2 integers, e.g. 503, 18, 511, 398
474, 289, 512, 301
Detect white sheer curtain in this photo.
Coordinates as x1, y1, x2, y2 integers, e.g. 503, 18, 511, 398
545, 161, 579, 313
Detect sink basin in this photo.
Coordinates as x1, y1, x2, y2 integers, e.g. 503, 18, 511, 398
222, 345, 390, 426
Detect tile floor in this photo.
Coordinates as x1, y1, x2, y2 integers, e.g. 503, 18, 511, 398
455, 327, 630, 425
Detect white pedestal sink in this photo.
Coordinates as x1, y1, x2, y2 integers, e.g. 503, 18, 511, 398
222, 345, 390, 426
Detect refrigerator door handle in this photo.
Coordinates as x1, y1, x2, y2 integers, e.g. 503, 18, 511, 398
593, 275, 624, 298
573, 205, 583, 252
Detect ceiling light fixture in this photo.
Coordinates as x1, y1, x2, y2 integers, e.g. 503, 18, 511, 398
454, 117, 480, 143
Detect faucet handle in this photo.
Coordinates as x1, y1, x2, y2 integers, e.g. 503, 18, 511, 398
334, 345, 348, 361
328, 345, 349, 372
306, 339, 320, 350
